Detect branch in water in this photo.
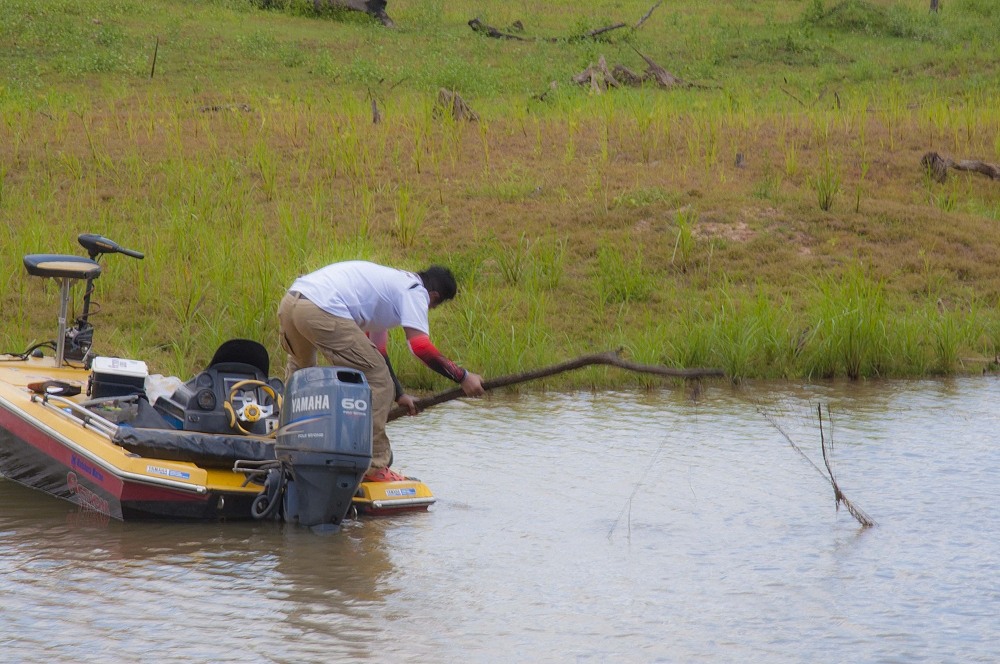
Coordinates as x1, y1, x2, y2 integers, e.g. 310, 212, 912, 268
758, 402, 876, 529
388, 349, 724, 422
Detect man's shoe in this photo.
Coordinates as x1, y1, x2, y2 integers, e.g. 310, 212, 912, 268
364, 466, 409, 483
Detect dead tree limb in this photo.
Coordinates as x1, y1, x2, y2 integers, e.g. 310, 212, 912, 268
779, 86, 806, 107
571, 1, 662, 40
468, 17, 533, 41
571, 22, 627, 41
818, 404, 876, 528
470, 2, 661, 42
631, 47, 687, 87
635, 1, 663, 28
757, 403, 876, 529
388, 349, 725, 422
922, 151, 1000, 183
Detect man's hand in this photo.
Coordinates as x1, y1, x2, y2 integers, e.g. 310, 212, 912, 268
396, 393, 418, 415
460, 372, 486, 397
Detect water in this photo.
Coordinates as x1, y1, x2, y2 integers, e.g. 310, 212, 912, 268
2, 378, 998, 663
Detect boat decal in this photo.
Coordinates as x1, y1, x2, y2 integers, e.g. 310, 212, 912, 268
384, 487, 417, 497
146, 465, 192, 480
66, 471, 111, 515
71, 453, 105, 483
291, 394, 330, 413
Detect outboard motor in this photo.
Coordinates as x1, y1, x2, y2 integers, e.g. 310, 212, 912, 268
273, 366, 373, 532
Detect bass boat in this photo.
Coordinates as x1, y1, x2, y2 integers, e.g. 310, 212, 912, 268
0, 234, 434, 531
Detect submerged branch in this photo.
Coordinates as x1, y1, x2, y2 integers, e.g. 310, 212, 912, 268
388, 350, 724, 422
758, 403, 876, 529
818, 405, 876, 528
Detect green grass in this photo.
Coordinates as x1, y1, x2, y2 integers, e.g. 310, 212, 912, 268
2, 0, 1000, 388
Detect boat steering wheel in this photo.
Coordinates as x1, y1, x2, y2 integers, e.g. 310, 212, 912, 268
223, 379, 282, 436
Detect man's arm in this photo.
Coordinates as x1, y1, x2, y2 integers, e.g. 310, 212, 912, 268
404, 327, 485, 396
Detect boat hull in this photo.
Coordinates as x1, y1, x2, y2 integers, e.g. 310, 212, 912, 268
0, 394, 257, 521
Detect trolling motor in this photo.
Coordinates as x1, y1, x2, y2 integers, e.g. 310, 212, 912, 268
23, 234, 144, 367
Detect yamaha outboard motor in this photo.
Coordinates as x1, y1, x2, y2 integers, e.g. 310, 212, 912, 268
275, 366, 373, 532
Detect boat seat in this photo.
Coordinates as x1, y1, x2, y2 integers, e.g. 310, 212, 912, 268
23, 254, 102, 281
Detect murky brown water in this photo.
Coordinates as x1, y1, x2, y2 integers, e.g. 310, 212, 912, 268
2, 378, 998, 662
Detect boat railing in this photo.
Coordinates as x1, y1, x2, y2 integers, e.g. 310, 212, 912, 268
31, 393, 119, 440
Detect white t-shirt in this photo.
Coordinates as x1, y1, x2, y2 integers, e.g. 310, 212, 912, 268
290, 261, 430, 334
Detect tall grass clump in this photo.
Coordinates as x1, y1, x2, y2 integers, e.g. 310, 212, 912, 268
810, 149, 842, 211
662, 310, 715, 372
492, 234, 566, 291
928, 300, 985, 374
710, 287, 797, 380
493, 233, 530, 285
595, 244, 654, 306
671, 207, 698, 271
525, 237, 566, 292
799, 267, 889, 379
392, 185, 427, 248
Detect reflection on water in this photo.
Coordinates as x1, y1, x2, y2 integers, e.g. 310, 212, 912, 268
2, 378, 999, 662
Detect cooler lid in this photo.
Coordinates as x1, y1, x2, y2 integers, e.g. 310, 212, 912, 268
92, 356, 149, 378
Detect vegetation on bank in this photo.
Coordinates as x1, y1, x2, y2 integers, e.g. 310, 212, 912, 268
1, 0, 999, 389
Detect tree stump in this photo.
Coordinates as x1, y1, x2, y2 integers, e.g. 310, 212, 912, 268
922, 151, 1000, 183
434, 89, 479, 122
573, 52, 687, 92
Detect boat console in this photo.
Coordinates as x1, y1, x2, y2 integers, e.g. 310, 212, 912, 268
152, 339, 284, 437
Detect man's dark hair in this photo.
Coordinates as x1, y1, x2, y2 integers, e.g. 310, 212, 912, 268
418, 265, 458, 302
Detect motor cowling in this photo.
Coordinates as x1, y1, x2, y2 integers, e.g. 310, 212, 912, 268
275, 366, 373, 531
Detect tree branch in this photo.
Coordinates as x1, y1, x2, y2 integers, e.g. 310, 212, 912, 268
470, 2, 661, 42
388, 350, 724, 422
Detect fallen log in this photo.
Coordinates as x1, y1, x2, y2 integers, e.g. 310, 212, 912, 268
470, 2, 661, 42
922, 151, 1000, 183
468, 17, 533, 41
388, 349, 725, 422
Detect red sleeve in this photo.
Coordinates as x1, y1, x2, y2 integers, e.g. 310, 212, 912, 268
407, 334, 467, 383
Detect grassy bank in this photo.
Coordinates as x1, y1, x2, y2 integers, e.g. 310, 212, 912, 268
2, 0, 1000, 388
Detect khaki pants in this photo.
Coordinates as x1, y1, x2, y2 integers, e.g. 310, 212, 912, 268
277, 291, 393, 469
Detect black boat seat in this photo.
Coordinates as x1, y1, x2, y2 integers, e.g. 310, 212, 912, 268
24, 254, 102, 281
113, 426, 276, 468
